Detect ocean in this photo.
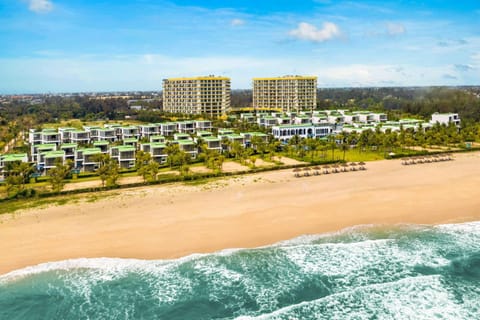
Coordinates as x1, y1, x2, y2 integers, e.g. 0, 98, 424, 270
1, 222, 479, 320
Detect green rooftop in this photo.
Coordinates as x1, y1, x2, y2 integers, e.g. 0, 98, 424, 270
275, 124, 314, 129
149, 142, 167, 148
225, 134, 244, 139
43, 151, 65, 158
1, 153, 28, 162
203, 136, 221, 142
112, 146, 136, 152
94, 140, 110, 145
36, 144, 57, 150
175, 140, 195, 145
82, 148, 102, 156
247, 132, 268, 137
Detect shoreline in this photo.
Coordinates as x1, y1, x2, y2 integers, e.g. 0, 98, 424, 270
1, 152, 480, 275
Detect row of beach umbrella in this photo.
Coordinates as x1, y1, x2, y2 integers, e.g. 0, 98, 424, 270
401, 154, 453, 165
293, 162, 366, 177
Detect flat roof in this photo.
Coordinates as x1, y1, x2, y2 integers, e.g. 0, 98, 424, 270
112, 146, 136, 151
253, 76, 317, 81
94, 140, 110, 145
1, 153, 28, 161
83, 148, 102, 156
273, 124, 314, 129
203, 136, 221, 141
42, 151, 65, 158
36, 144, 57, 149
245, 132, 268, 136
225, 134, 244, 139
175, 140, 195, 145
149, 142, 167, 148
165, 76, 230, 81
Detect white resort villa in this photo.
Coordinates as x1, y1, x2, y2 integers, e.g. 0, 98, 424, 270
0, 111, 460, 177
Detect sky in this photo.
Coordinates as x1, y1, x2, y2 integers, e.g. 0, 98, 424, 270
0, 0, 479, 93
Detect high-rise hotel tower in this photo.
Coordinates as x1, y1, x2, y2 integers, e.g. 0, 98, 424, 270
162, 76, 231, 117
253, 76, 317, 112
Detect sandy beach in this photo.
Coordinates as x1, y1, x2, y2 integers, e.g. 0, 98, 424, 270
1, 152, 480, 275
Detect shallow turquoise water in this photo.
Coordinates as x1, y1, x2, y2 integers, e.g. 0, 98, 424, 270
1, 222, 479, 319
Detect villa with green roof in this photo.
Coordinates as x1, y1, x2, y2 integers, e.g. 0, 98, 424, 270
0, 153, 29, 177
71, 130, 90, 145
111, 145, 136, 169
60, 143, 78, 161
195, 120, 213, 131
93, 141, 110, 153
141, 142, 168, 164
173, 140, 198, 159
139, 124, 160, 138
40, 150, 65, 171
160, 122, 177, 136
149, 135, 166, 143
202, 136, 222, 152
75, 148, 102, 171
177, 121, 196, 134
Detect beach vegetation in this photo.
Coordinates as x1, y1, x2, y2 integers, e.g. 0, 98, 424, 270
3, 161, 35, 197
95, 154, 120, 187
48, 159, 73, 192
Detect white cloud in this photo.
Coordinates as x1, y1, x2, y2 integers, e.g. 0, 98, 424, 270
454, 64, 474, 72
28, 0, 53, 13
0, 55, 474, 93
386, 23, 406, 35
289, 22, 341, 42
230, 19, 245, 27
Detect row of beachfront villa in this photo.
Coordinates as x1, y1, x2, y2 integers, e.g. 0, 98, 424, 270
250, 110, 388, 128
1, 130, 268, 175
242, 110, 459, 142
1, 111, 460, 176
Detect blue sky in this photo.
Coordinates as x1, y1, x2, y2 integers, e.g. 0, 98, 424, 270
0, 0, 479, 93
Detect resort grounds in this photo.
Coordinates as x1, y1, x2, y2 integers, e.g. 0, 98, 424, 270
1, 151, 480, 275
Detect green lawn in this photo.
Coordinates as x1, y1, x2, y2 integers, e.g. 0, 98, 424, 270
286, 147, 427, 163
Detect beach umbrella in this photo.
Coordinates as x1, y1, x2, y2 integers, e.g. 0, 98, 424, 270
293, 168, 301, 177
358, 162, 366, 170
303, 167, 312, 176
332, 164, 340, 173
312, 166, 321, 175
322, 165, 330, 174
349, 162, 357, 171
341, 163, 349, 172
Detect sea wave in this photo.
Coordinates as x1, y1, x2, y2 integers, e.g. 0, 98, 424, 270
1, 221, 479, 320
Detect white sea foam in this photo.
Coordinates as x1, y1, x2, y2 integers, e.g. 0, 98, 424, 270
235, 275, 473, 320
